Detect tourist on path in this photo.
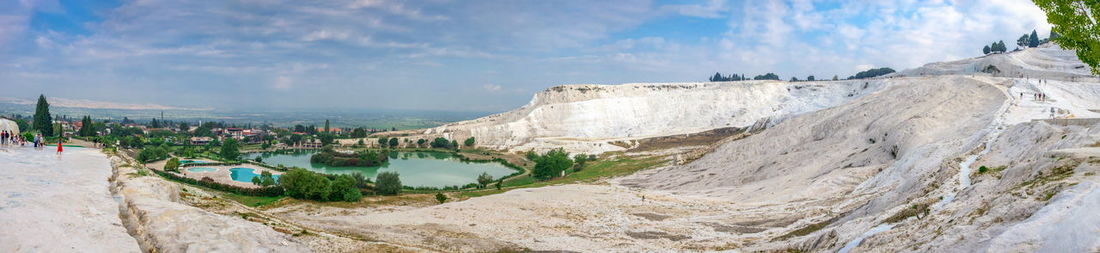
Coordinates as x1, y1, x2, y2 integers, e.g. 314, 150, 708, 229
56, 139, 64, 154
33, 133, 40, 148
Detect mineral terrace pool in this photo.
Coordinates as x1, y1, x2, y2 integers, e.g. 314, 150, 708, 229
229, 167, 279, 183
244, 150, 518, 187
186, 167, 217, 173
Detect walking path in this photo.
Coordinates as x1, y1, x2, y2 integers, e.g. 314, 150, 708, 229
0, 147, 141, 252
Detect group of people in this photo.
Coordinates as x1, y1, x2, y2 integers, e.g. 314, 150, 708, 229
1018, 92, 1048, 102
1, 130, 25, 147
0, 131, 63, 154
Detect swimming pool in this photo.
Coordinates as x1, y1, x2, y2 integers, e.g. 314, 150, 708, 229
229, 167, 279, 183
179, 160, 208, 165
186, 167, 217, 173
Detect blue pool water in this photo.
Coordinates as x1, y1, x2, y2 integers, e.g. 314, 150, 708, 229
179, 160, 208, 165
187, 167, 217, 173
229, 167, 279, 183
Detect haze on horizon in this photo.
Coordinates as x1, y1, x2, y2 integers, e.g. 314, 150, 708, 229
1, 0, 1051, 112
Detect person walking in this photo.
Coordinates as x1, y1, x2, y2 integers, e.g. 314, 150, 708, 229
33, 133, 40, 148
56, 138, 63, 154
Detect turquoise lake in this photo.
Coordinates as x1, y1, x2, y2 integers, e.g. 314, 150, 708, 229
243, 150, 517, 187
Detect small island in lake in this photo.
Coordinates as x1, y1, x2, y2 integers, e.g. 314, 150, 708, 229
310, 147, 389, 167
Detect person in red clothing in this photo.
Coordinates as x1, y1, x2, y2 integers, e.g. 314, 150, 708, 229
56, 139, 63, 154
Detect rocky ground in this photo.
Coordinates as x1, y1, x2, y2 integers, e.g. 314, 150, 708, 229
260, 45, 1100, 252
0, 147, 141, 252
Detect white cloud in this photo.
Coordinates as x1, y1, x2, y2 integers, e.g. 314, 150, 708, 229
273, 76, 292, 91
482, 84, 503, 92
660, 0, 728, 18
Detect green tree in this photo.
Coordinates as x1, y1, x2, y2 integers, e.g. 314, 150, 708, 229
417, 138, 426, 147
375, 171, 402, 195
1033, 0, 1099, 74
221, 138, 240, 160
164, 157, 181, 172
1018, 34, 1030, 48
259, 171, 276, 186
79, 116, 94, 137
532, 148, 573, 180
807, 75, 815, 81
15, 118, 29, 132
430, 137, 451, 148
378, 137, 389, 148
319, 134, 335, 146
329, 175, 361, 202
435, 192, 448, 204
351, 128, 367, 138
464, 137, 476, 147
279, 168, 333, 200
477, 172, 493, 188
324, 119, 330, 133
573, 153, 590, 170
388, 137, 399, 148
1029, 29, 1041, 47
351, 172, 368, 188
984, 45, 992, 54
33, 95, 52, 137
451, 140, 459, 149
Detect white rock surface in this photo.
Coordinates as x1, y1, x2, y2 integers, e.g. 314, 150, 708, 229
111, 155, 311, 252
987, 181, 1100, 253
273, 45, 1100, 252
0, 147, 141, 253
424, 80, 892, 154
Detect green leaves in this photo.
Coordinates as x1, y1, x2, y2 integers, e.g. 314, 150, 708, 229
1033, 0, 1100, 75
532, 148, 574, 180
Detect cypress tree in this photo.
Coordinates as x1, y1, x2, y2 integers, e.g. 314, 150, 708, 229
1029, 30, 1040, 47
324, 119, 330, 132
983, 45, 991, 54
33, 95, 53, 137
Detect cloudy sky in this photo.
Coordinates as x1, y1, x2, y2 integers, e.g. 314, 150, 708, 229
1, 0, 1052, 112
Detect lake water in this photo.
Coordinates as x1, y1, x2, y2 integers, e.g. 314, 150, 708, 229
243, 150, 518, 187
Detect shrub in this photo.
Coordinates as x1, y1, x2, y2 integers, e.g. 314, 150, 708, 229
137, 146, 169, 163
164, 157, 180, 172
464, 137, 476, 147
329, 175, 361, 202
351, 172, 368, 188
978, 166, 989, 174
430, 137, 452, 149
435, 192, 448, 204
532, 148, 573, 180
259, 171, 276, 186
477, 172, 493, 188
280, 168, 331, 200
375, 171, 402, 195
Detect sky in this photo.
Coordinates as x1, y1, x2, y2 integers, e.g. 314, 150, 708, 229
0, 0, 1052, 112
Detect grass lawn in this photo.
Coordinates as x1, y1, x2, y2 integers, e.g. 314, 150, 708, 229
222, 193, 284, 207
458, 154, 667, 199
